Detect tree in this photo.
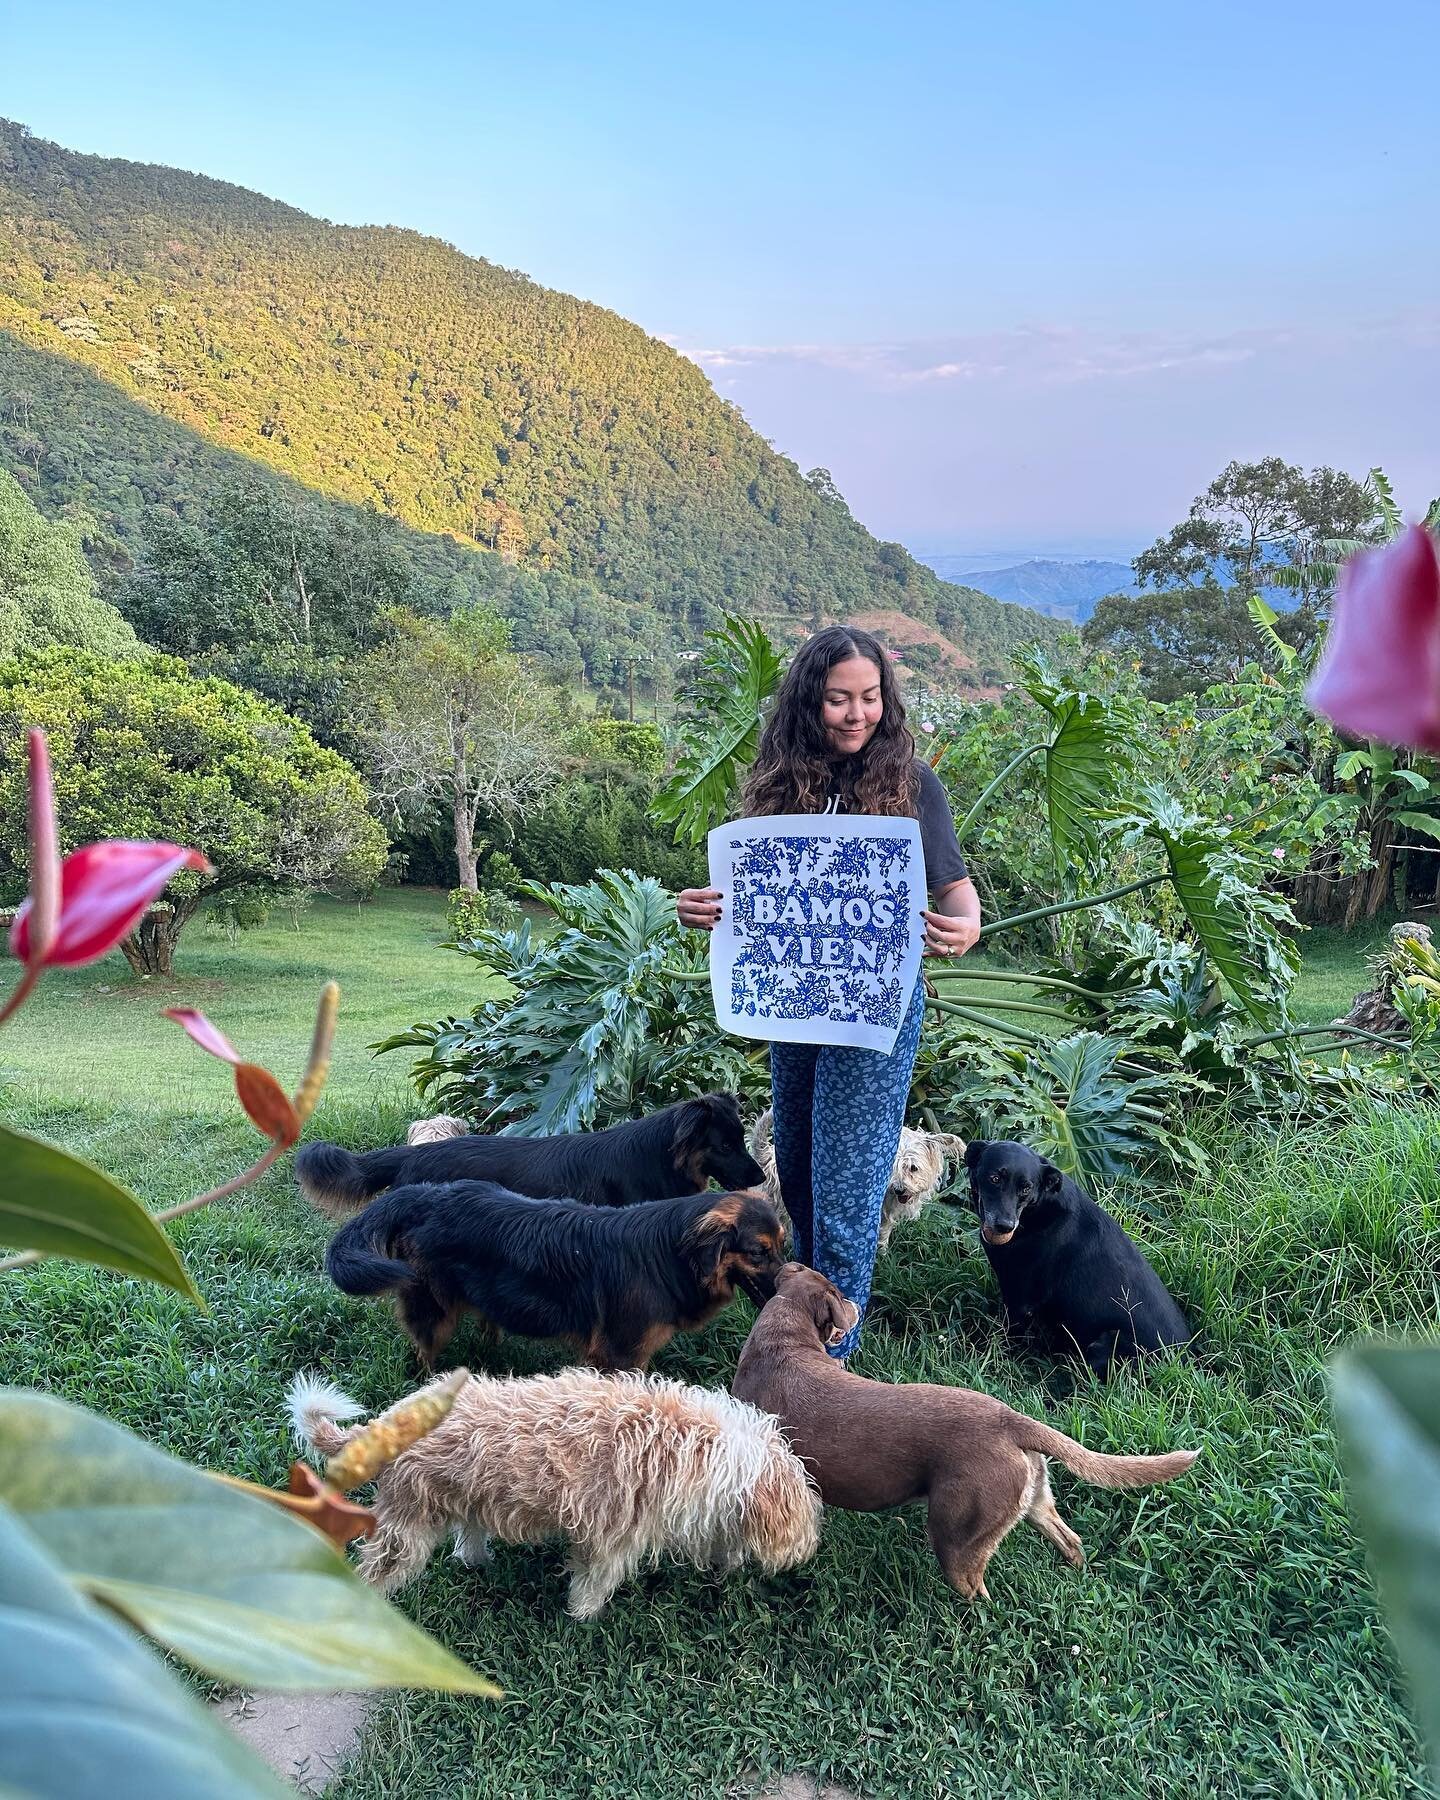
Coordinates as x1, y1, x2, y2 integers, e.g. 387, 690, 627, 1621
352, 607, 565, 890
112, 479, 417, 661
1086, 459, 1380, 696
0, 469, 140, 659
0, 648, 387, 974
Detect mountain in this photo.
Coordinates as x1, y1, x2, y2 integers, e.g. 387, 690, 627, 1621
916, 554, 1137, 622
0, 119, 1054, 687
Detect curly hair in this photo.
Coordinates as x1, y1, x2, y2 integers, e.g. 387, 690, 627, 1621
742, 626, 918, 818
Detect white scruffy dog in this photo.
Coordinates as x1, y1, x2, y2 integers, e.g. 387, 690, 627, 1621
750, 1109, 966, 1254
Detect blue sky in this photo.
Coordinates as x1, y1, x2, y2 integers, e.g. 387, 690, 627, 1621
9, 0, 1440, 556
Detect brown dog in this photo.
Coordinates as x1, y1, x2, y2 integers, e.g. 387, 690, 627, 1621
733, 1264, 1198, 1599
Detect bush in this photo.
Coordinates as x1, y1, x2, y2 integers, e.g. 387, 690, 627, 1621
0, 646, 388, 974
446, 885, 522, 939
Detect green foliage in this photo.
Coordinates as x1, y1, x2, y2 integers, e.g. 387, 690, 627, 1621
652, 615, 785, 845
0, 1390, 497, 1695
0, 1122, 200, 1299
1109, 790, 1301, 1024
0, 120, 1051, 688
445, 885, 521, 939
510, 769, 705, 892
1085, 457, 1381, 697
378, 869, 756, 1131
1018, 648, 1138, 891
921, 1024, 1206, 1184
584, 718, 666, 776
0, 465, 138, 658
0, 1504, 289, 1798
0, 648, 387, 957
1331, 1345, 1440, 1790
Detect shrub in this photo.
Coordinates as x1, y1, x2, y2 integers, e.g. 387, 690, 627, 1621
445, 885, 521, 940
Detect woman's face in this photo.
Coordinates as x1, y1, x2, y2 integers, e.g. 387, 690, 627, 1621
821, 654, 884, 756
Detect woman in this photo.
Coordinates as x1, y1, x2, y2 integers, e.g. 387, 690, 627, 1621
678, 626, 980, 1358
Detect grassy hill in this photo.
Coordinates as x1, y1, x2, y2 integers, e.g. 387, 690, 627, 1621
0, 119, 1052, 684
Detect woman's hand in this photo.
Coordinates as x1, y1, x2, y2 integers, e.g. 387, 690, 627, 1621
922, 909, 979, 958
922, 877, 981, 959
677, 887, 723, 931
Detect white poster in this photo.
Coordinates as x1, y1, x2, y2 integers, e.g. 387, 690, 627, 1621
706, 813, 927, 1054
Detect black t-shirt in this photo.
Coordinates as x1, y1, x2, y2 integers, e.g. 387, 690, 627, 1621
825, 758, 969, 897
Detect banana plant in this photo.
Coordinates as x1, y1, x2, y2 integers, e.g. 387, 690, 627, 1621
1321, 743, 1440, 926
1271, 466, 1440, 598
650, 616, 784, 846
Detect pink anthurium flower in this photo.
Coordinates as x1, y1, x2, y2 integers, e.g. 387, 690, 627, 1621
1308, 524, 1440, 753
9, 840, 213, 968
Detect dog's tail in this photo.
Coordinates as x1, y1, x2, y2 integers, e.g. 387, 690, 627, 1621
286, 1371, 368, 1458
324, 1187, 427, 1296
1012, 1415, 1198, 1490
295, 1141, 414, 1219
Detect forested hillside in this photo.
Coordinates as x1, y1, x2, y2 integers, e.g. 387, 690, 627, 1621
0, 119, 1048, 682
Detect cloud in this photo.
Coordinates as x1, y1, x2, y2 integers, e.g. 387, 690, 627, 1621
669, 314, 1440, 393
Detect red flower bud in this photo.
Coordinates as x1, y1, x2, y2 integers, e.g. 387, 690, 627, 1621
9, 842, 213, 969
1308, 525, 1440, 752
164, 1005, 302, 1147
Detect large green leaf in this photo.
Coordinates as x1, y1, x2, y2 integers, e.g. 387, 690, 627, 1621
1246, 593, 1296, 666
0, 1502, 289, 1799
1116, 792, 1298, 1024
0, 1391, 500, 1697
1331, 1344, 1440, 1788
1019, 653, 1138, 889
651, 615, 784, 845
1394, 811, 1440, 845
0, 1124, 201, 1304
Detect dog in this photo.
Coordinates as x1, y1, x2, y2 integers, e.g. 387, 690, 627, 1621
732, 1263, 1197, 1600
324, 1180, 787, 1370
964, 1140, 1191, 1376
296, 1092, 765, 1220
751, 1108, 966, 1253
288, 1366, 821, 1618
405, 1115, 469, 1146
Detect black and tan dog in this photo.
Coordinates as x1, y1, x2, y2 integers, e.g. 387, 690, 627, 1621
325, 1179, 787, 1371
965, 1139, 1191, 1375
734, 1264, 1197, 1600
296, 1093, 763, 1219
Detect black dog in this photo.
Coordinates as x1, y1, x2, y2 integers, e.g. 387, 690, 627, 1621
325, 1180, 787, 1371
964, 1140, 1190, 1376
296, 1093, 764, 1220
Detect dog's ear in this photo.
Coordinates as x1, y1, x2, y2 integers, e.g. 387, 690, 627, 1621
671, 1099, 715, 1186
684, 1198, 743, 1287
963, 1139, 986, 1173
1037, 1160, 1064, 1199
821, 1286, 860, 1348
796, 1275, 859, 1347
934, 1132, 968, 1165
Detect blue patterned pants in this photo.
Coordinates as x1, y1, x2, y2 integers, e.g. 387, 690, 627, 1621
768, 979, 926, 1359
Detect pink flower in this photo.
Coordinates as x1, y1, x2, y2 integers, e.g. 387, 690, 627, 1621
1272, 847, 1285, 860
9, 841, 212, 968
1308, 524, 1440, 752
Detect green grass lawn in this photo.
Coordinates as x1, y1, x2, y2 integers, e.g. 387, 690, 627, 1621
1, 891, 1432, 1798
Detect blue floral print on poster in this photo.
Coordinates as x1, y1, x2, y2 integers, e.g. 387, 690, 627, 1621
706, 814, 927, 1053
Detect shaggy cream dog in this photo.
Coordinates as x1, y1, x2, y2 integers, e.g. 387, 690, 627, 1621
287, 1367, 821, 1619
406, 1115, 469, 1146
751, 1110, 966, 1253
